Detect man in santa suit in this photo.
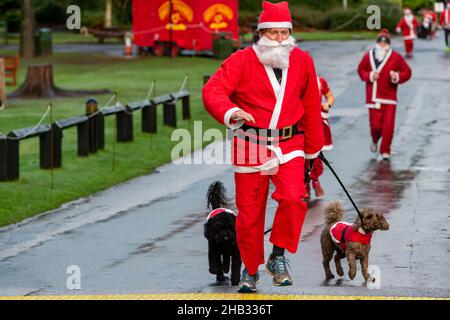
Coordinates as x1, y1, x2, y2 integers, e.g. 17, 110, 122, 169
422, 8, 437, 39
357, 29, 412, 160
396, 7, 419, 58
203, 1, 323, 293
439, 2, 450, 51
304, 76, 335, 200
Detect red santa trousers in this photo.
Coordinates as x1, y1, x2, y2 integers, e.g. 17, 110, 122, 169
234, 157, 307, 275
369, 104, 397, 155
404, 39, 414, 54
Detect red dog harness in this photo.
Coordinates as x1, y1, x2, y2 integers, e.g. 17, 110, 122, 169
206, 208, 237, 222
330, 222, 372, 252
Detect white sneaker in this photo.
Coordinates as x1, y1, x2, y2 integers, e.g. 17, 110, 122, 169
370, 142, 377, 153
381, 153, 390, 160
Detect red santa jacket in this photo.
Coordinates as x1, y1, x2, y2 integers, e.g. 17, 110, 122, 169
357, 48, 412, 108
330, 222, 372, 252
202, 46, 324, 172
439, 8, 450, 29
396, 16, 419, 40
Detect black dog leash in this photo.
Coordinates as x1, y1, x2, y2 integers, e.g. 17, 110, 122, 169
319, 152, 368, 233
263, 152, 367, 235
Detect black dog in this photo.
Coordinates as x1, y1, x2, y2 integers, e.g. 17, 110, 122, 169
204, 181, 241, 285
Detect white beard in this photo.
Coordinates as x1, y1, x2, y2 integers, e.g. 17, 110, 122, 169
405, 13, 414, 24
375, 44, 390, 61
253, 35, 296, 70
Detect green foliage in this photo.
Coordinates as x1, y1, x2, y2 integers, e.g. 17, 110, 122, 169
404, 0, 437, 11
36, 0, 67, 26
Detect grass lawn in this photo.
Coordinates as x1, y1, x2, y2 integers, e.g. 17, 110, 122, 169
0, 51, 224, 227
5, 31, 123, 45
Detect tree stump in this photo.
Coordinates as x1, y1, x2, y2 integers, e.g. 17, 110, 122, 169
7, 64, 111, 99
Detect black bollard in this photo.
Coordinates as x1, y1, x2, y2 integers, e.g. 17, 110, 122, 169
5, 138, 19, 180
116, 109, 133, 142
142, 102, 157, 133
51, 124, 63, 168
77, 120, 90, 156
182, 95, 190, 120
163, 100, 177, 128
0, 135, 7, 181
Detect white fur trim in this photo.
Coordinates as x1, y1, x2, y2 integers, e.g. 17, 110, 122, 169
257, 21, 293, 30
206, 208, 237, 222
366, 103, 381, 109
233, 149, 305, 173
265, 66, 288, 129
305, 151, 321, 160
368, 48, 397, 105
224, 107, 245, 129
403, 35, 416, 40
321, 112, 329, 119
322, 145, 333, 151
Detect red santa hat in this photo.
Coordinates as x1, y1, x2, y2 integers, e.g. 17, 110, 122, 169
257, 1, 293, 30
376, 29, 391, 44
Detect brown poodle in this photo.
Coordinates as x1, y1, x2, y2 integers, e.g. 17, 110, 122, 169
320, 201, 389, 283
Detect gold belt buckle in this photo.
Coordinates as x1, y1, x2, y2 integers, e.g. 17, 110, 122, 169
281, 126, 293, 140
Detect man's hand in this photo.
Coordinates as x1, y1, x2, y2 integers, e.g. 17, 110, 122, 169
372, 71, 380, 81
322, 103, 330, 112
390, 70, 399, 82
231, 110, 255, 123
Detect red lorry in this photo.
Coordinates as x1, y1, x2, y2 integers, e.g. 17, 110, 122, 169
132, 0, 239, 56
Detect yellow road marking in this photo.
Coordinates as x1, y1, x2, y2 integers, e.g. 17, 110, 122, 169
0, 293, 447, 300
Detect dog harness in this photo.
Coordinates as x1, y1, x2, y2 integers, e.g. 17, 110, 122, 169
330, 222, 372, 252
206, 208, 237, 222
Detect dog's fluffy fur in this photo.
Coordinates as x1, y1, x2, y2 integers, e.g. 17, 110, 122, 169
204, 181, 241, 285
320, 201, 389, 282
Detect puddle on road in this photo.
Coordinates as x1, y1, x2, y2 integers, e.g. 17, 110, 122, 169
352, 160, 417, 213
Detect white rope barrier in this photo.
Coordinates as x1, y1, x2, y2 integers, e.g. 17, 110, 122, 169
6, 104, 52, 140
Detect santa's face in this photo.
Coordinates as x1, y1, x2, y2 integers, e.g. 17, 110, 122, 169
404, 9, 412, 16
253, 31, 296, 70
377, 41, 389, 49
262, 28, 291, 43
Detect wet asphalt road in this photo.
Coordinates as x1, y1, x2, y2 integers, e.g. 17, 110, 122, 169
0, 35, 449, 298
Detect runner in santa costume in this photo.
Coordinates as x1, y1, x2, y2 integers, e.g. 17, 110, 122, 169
357, 29, 412, 160
203, 1, 323, 293
396, 7, 419, 58
438, 3, 450, 51
304, 76, 335, 199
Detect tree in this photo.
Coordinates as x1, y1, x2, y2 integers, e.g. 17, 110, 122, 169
105, 0, 113, 28
19, 0, 36, 59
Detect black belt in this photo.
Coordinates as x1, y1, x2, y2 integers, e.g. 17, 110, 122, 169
233, 123, 304, 144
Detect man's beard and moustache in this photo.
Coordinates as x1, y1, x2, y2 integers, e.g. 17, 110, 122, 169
253, 35, 296, 70
375, 43, 390, 61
